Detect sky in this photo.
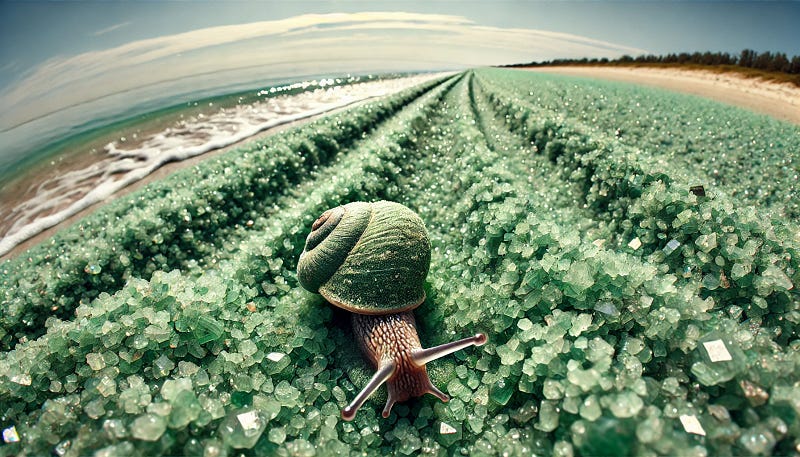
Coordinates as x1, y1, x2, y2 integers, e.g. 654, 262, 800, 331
0, 1, 798, 162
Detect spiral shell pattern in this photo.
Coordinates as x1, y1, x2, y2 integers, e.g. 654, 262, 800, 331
297, 201, 431, 315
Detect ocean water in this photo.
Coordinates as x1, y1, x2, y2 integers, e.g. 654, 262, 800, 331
0, 73, 445, 257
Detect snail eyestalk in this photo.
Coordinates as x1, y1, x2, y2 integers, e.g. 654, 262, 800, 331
411, 333, 488, 366
342, 362, 396, 421
345, 312, 487, 421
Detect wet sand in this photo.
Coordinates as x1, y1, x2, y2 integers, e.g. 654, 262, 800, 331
527, 66, 800, 126
1, 117, 314, 261
1, 75, 448, 261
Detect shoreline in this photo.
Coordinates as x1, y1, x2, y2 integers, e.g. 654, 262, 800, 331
526, 66, 800, 125
0, 117, 315, 261
0, 72, 452, 262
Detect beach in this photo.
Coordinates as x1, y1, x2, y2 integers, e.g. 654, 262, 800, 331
3, 67, 798, 261
2, 69, 798, 456
0, 118, 313, 260
528, 66, 800, 125
0, 75, 444, 260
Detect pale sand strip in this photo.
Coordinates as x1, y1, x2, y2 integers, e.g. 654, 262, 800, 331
527, 66, 800, 126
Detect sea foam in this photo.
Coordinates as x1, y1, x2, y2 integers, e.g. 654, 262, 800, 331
0, 74, 444, 257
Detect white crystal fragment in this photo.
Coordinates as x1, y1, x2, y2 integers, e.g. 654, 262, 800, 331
439, 422, 457, 435
10, 374, 31, 386
2, 425, 20, 443
592, 239, 606, 248
703, 339, 732, 362
679, 414, 706, 436
237, 411, 261, 431
628, 237, 642, 250
663, 239, 681, 254
266, 352, 285, 362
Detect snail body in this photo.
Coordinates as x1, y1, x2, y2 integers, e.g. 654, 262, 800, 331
297, 201, 486, 421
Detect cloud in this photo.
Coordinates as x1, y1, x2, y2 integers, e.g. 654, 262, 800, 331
92, 21, 132, 36
0, 60, 20, 74
0, 12, 646, 131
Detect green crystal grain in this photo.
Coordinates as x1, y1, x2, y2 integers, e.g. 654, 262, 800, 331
131, 414, 167, 441
489, 379, 514, 405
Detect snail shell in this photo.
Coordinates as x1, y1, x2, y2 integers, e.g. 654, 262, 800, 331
296, 200, 486, 421
297, 201, 431, 315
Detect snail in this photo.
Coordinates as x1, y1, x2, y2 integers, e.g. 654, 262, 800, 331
297, 201, 486, 421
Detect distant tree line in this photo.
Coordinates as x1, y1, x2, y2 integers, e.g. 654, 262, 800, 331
508, 49, 800, 75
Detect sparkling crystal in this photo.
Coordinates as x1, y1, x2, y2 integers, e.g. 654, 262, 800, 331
740, 380, 769, 406
2, 426, 20, 443
10, 374, 32, 386
594, 301, 619, 317
609, 391, 643, 418
489, 379, 514, 405
496, 343, 524, 365
54, 440, 72, 456
102, 419, 126, 439
564, 261, 594, 293
679, 415, 705, 436
218, 409, 266, 449
153, 355, 175, 378
169, 391, 202, 428
440, 422, 457, 435
663, 239, 681, 255
84, 398, 106, 419
131, 414, 167, 441
759, 265, 793, 291
536, 400, 559, 432
694, 233, 717, 253
739, 427, 776, 455
266, 352, 285, 362
268, 426, 286, 444
702, 340, 732, 362
579, 395, 602, 421
628, 237, 642, 250
192, 315, 224, 344
86, 353, 106, 370
96, 376, 116, 397
161, 378, 192, 401
731, 263, 751, 280
636, 417, 663, 443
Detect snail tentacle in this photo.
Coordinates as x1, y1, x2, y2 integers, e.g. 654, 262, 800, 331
346, 312, 486, 421
425, 382, 449, 403
410, 333, 488, 366
342, 361, 396, 421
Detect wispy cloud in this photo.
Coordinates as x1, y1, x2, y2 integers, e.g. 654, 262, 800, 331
0, 60, 20, 74
92, 21, 132, 37
0, 12, 646, 131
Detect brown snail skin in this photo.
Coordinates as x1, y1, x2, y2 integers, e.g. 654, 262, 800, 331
296, 201, 486, 421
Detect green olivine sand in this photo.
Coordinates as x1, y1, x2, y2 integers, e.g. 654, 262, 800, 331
1, 69, 799, 456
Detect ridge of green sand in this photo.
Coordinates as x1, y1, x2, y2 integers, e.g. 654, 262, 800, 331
1, 69, 799, 456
